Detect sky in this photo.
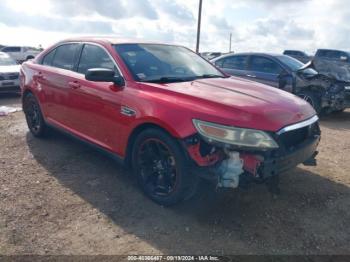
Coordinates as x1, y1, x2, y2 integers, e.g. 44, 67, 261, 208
0, 0, 349, 54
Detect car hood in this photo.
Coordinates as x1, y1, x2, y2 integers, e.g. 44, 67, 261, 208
143, 76, 316, 132
0, 65, 20, 73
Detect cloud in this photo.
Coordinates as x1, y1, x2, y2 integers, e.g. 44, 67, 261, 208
0, 2, 114, 34
0, 0, 349, 55
239, 0, 311, 8
50, 0, 158, 20
155, 0, 194, 22
210, 16, 231, 31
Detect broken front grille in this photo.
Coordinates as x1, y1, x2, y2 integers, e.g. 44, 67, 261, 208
278, 122, 320, 150
0, 73, 19, 81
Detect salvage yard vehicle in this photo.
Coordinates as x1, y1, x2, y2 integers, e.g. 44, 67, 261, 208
212, 53, 350, 114
283, 50, 311, 64
312, 49, 350, 97
0, 52, 20, 93
20, 38, 320, 206
1, 46, 41, 63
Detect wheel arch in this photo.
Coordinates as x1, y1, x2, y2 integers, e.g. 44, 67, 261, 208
124, 122, 185, 168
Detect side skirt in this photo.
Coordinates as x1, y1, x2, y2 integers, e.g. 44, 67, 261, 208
46, 122, 126, 167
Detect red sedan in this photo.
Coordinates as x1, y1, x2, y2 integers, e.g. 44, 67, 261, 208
20, 38, 320, 205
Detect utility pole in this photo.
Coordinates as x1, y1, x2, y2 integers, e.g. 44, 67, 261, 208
196, 0, 203, 53
229, 33, 232, 53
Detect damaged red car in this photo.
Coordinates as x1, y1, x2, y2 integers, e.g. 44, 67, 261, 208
20, 38, 321, 206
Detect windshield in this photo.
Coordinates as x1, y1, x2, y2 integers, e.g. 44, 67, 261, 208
0, 54, 17, 66
277, 55, 317, 75
114, 44, 225, 83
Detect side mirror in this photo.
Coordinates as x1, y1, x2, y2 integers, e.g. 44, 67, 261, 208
85, 68, 125, 86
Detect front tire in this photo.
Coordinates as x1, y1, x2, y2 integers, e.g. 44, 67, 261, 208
297, 90, 322, 114
23, 93, 47, 137
131, 128, 197, 206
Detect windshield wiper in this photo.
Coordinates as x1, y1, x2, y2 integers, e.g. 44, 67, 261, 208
141, 76, 195, 83
195, 74, 228, 79
140, 74, 228, 83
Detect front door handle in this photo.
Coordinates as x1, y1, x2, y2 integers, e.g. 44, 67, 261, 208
68, 81, 81, 89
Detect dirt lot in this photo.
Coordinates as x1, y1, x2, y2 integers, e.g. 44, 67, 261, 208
0, 94, 350, 255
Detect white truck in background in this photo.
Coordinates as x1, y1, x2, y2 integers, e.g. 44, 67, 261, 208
0, 46, 42, 63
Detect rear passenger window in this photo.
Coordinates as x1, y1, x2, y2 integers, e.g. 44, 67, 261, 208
77, 44, 116, 75
42, 49, 56, 66
222, 56, 248, 70
52, 44, 79, 71
250, 56, 282, 74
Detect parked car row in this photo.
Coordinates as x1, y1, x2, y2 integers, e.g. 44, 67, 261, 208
19, 37, 321, 205
0, 52, 21, 94
0, 46, 42, 64
283, 50, 312, 63
200, 52, 225, 60
212, 51, 350, 114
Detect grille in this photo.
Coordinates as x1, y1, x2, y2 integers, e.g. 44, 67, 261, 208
278, 122, 319, 149
0, 73, 19, 80
279, 127, 308, 149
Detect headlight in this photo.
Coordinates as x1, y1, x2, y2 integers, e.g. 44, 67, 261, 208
345, 86, 350, 91
193, 119, 279, 149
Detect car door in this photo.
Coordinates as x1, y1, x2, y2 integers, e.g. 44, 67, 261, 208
247, 56, 283, 87
214, 55, 249, 78
36, 43, 82, 128
66, 43, 124, 152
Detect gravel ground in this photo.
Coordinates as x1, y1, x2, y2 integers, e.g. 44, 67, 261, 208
0, 94, 350, 255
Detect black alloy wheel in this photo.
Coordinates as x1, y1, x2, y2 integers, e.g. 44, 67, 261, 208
132, 128, 197, 206
23, 93, 47, 137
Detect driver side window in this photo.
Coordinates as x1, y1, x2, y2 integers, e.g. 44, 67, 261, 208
250, 56, 282, 74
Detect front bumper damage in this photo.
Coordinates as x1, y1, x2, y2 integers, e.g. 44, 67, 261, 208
322, 89, 350, 111
184, 118, 321, 193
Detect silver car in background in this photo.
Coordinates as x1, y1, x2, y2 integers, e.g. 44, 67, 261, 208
0, 52, 20, 94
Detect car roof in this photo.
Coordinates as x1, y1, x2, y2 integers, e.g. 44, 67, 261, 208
317, 48, 348, 52
212, 52, 282, 61
0, 52, 10, 58
284, 50, 305, 53
60, 36, 176, 46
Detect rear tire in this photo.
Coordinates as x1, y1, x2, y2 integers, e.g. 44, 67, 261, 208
131, 128, 197, 206
23, 93, 47, 137
297, 90, 322, 114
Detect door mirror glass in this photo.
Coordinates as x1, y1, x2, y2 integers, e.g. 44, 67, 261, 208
85, 68, 125, 86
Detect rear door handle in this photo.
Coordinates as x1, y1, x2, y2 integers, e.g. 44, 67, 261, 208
68, 81, 81, 89
246, 74, 256, 78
